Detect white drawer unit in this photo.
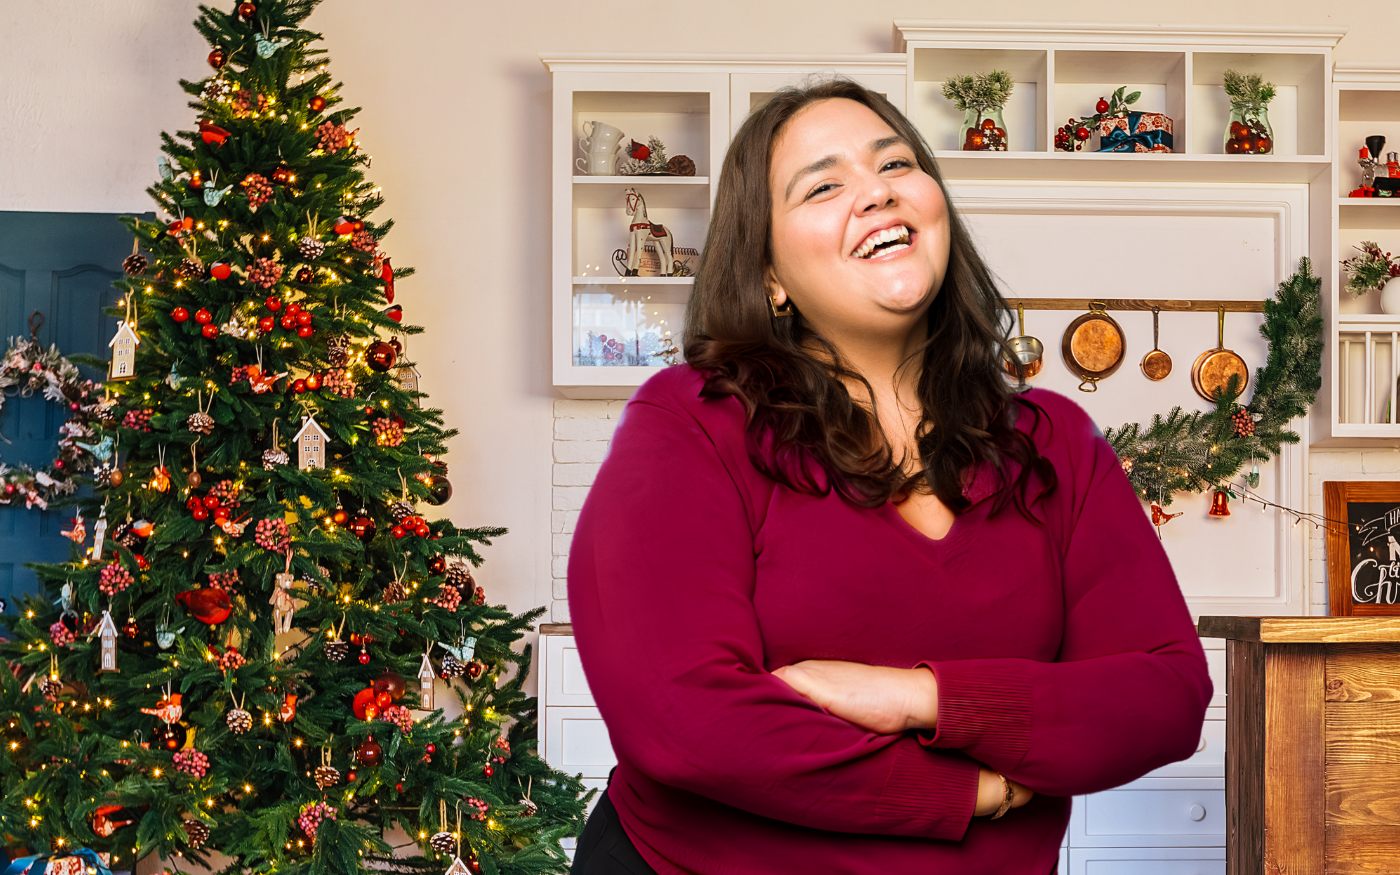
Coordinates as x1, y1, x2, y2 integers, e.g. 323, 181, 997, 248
1068, 847, 1225, 875
1070, 778, 1226, 848
1147, 709, 1224, 779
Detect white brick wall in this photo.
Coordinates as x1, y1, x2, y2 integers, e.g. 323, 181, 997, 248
551, 399, 624, 622
548, 406, 1392, 623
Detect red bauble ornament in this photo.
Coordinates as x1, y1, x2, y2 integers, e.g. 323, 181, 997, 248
194, 308, 213, 324
309, 95, 326, 113
202, 324, 219, 339
305, 372, 323, 390
356, 737, 383, 766
374, 671, 406, 700
352, 687, 377, 720
296, 310, 313, 326
359, 650, 372, 664
186, 496, 201, 510
1075, 126, 1090, 141
349, 516, 376, 543
287, 301, 302, 315
208, 48, 227, 69
280, 314, 296, 329
292, 379, 307, 393
428, 555, 447, 575
374, 691, 392, 709
237, 2, 257, 20
391, 525, 406, 539
425, 743, 436, 754
172, 307, 190, 322
297, 325, 314, 338
296, 267, 313, 283
366, 341, 397, 372
210, 262, 232, 280
1096, 97, 1110, 113
332, 508, 350, 526
266, 296, 282, 311
258, 316, 275, 333
176, 587, 233, 624
192, 507, 209, 521
484, 763, 493, 777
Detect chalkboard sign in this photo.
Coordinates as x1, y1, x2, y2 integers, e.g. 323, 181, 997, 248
1324, 481, 1400, 616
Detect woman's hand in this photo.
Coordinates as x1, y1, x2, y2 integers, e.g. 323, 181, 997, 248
975, 768, 1035, 817
771, 659, 939, 735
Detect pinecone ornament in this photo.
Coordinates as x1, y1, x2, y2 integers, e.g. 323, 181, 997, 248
391, 501, 415, 524
327, 334, 351, 367
440, 654, 466, 678
429, 832, 455, 854
183, 820, 210, 848
665, 154, 697, 176
263, 447, 289, 469
187, 411, 215, 434
382, 580, 407, 603
122, 253, 148, 276
177, 257, 205, 280
313, 764, 341, 789
324, 639, 350, 662
226, 707, 253, 734
299, 236, 326, 259
39, 676, 62, 697
517, 797, 539, 818
445, 562, 473, 589
1232, 409, 1256, 437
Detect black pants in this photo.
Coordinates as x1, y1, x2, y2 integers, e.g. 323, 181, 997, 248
570, 768, 1059, 875
571, 767, 660, 874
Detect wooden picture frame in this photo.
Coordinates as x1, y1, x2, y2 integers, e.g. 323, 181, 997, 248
1324, 480, 1400, 615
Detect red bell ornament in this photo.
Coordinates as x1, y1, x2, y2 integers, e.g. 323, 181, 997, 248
1208, 489, 1231, 518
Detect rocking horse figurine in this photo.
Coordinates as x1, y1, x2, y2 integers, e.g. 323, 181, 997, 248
617, 187, 678, 277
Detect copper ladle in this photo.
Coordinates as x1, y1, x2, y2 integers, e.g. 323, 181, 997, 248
1140, 306, 1172, 381
1003, 304, 1044, 386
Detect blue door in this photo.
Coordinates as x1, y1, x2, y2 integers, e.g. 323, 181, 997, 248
0, 211, 141, 617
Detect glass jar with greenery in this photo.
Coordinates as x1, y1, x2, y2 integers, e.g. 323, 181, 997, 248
942, 70, 1014, 152
1223, 69, 1276, 155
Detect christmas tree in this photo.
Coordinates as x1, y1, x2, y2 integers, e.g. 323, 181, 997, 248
0, 3, 590, 874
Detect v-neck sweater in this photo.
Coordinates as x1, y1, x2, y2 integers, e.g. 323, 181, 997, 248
567, 365, 1212, 875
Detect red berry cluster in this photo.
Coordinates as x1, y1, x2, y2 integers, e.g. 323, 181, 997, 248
465, 798, 489, 821
315, 120, 351, 153
426, 583, 461, 612
231, 89, 268, 118
351, 230, 377, 252
390, 514, 432, 540
1055, 117, 1092, 152
99, 561, 135, 596
185, 483, 239, 525
471, 585, 486, 606
491, 734, 510, 763
322, 367, 355, 398
215, 645, 247, 672
297, 801, 337, 839
122, 408, 154, 432
254, 517, 291, 552
378, 704, 413, 733
208, 569, 240, 591
247, 257, 283, 289
243, 173, 274, 210
172, 749, 210, 777
258, 296, 315, 338
1231, 409, 1256, 437
49, 620, 75, 648
372, 416, 405, 447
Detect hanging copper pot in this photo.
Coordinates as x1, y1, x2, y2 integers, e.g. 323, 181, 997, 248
1003, 303, 1044, 383
1191, 306, 1249, 403
1140, 306, 1172, 381
1062, 302, 1126, 392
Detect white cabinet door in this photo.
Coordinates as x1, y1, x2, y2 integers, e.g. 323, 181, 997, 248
1070, 778, 1225, 848
1066, 846, 1225, 875
544, 704, 616, 779
544, 633, 596, 707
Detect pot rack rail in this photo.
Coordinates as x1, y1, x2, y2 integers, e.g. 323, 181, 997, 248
1003, 298, 1265, 313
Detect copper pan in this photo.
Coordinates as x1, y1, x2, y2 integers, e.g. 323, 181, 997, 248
1003, 304, 1044, 384
1061, 302, 1126, 392
1191, 306, 1249, 404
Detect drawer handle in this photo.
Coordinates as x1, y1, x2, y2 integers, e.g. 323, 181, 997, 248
1197, 737, 1207, 753
1188, 804, 1207, 822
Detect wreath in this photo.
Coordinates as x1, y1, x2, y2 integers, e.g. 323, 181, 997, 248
1104, 258, 1323, 505
0, 313, 107, 510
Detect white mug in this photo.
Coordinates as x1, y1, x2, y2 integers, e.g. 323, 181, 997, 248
577, 121, 625, 175
577, 152, 620, 176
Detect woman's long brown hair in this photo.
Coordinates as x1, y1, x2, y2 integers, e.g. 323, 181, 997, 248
682, 78, 1057, 518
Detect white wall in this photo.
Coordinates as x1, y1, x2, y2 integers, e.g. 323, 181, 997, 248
5, 1, 1399, 693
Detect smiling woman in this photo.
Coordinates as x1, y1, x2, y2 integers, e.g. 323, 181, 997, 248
567, 79, 1212, 875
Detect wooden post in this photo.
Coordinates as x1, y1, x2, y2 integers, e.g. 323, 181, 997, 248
1200, 616, 1400, 873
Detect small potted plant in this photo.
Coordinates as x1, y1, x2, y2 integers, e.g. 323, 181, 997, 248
1223, 69, 1277, 155
941, 70, 1014, 152
1342, 241, 1400, 313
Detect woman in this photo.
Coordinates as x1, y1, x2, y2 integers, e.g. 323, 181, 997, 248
566, 79, 1211, 875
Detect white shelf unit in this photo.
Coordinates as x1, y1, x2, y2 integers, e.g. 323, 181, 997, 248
1324, 65, 1400, 443
544, 55, 907, 397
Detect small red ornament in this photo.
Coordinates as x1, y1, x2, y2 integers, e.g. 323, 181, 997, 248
194, 308, 213, 324
304, 371, 323, 390
203, 495, 220, 509
391, 525, 406, 539
366, 340, 397, 372
297, 325, 314, 338
192, 507, 209, 521
356, 736, 383, 766
293, 379, 307, 393
352, 687, 378, 720
484, 763, 493, 777
280, 313, 296, 329
237, 2, 257, 20
172, 307, 190, 322
375, 691, 392, 709
1075, 127, 1090, 141
385, 305, 402, 323
333, 216, 358, 235
258, 316, 275, 333
359, 650, 372, 664
202, 324, 219, 339
1096, 97, 1110, 113
415, 523, 430, 537
199, 121, 231, 147
428, 555, 447, 575
210, 262, 232, 280
208, 48, 226, 69
272, 164, 292, 184
425, 743, 436, 754
332, 508, 350, 526
266, 296, 282, 311
296, 267, 313, 283
349, 516, 376, 543
1208, 489, 1231, 518
309, 95, 326, 113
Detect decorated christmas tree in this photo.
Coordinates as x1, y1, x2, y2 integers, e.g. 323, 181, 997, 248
0, 3, 590, 874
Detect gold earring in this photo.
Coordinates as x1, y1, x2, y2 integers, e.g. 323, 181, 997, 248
769, 295, 794, 318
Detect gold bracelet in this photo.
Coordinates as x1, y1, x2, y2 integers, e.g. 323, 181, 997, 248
989, 772, 1014, 820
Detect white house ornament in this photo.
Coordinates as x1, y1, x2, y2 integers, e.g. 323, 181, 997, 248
107, 321, 140, 381
91, 507, 109, 561
96, 610, 119, 672
418, 651, 436, 709
294, 415, 330, 469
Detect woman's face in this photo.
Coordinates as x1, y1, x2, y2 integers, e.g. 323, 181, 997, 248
766, 98, 951, 344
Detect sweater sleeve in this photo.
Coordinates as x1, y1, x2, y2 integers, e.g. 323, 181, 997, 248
568, 390, 981, 840
914, 399, 1213, 798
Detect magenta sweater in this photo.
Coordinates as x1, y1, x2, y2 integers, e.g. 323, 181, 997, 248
567, 366, 1212, 875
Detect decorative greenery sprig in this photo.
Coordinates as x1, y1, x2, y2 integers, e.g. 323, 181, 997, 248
1223, 69, 1277, 112
941, 70, 1014, 113
1341, 241, 1400, 296
1104, 258, 1323, 504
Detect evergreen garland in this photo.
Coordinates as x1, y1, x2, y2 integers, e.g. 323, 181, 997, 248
941, 70, 1014, 113
1103, 258, 1323, 505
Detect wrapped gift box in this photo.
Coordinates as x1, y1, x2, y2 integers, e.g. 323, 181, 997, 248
1092, 111, 1174, 153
